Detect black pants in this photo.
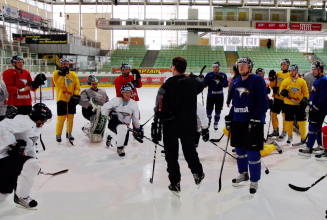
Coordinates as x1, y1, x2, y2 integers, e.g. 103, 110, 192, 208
163, 127, 203, 185
57, 101, 76, 116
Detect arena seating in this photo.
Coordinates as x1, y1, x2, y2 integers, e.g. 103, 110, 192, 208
312, 49, 327, 66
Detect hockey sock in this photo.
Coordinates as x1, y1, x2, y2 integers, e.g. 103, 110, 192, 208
297, 121, 307, 140
16, 159, 40, 198
272, 113, 279, 130
206, 110, 213, 125
235, 148, 248, 174
322, 126, 327, 149
56, 115, 66, 136
223, 127, 230, 139
260, 144, 276, 157
66, 114, 74, 133
316, 127, 322, 146
285, 121, 294, 138
116, 124, 128, 147
214, 110, 221, 125
282, 113, 287, 131
247, 150, 261, 182
307, 124, 319, 148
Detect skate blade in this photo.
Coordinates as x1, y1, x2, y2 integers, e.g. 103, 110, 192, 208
16, 204, 37, 210
171, 191, 180, 198
232, 181, 250, 187
312, 150, 324, 155
315, 157, 327, 161
298, 152, 311, 158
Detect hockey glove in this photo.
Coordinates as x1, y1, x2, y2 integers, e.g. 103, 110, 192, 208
133, 128, 144, 142
58, 66, 69, 76
308, 105, 320, 124
280, 89, 289, 97
151, 121, 162, 144
201, 128, 209, 142
7, 139, 27, 157
31, 73, 47, 89
5, 105, 18, 118
299, 97, 309, 110
266, 87, 271, 95
69, 95, 80, 106
214, 74, 224, 81
249, 117, 261, 134
127, 80, 138, 90
131, 69, 141, 79
225, 115, 232, 131
272, 87, 279, 95
268, 70, 276, 81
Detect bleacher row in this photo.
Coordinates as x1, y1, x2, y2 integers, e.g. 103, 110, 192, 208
101, 45, 321, 74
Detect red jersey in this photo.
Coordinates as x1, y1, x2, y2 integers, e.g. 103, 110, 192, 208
2, 69, 36, 106
114, 75, 142, 101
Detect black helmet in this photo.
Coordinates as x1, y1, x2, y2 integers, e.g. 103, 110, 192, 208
255, 68, 265, 75
236, 57, 253, 68
120, 63, 131, 71
280, 59, 290, 66
311, 60, 324, 71
87, 75, 98, 85
289, 64, 299, 71
60, 58, 70, 66
120, 85, 133, 95
29, 103, 52, 123
212, 61, 220, 68
11, 55, 24, 65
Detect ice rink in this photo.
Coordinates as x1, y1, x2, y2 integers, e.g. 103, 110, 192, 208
0, 86, 326, 220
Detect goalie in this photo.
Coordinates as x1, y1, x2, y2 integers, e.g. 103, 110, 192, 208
79, 75, 109, 142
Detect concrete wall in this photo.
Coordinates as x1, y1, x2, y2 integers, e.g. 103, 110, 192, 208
28, 43, 101, 56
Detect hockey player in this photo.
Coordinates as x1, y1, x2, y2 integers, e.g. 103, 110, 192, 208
101, 85, 143, 157
53, 58, 81, 142
2, 56, 46, 115
268, 59, 291, 140
298, 61, 327, 157
0, 78, 18, 121
151, 56, 205, 196
226, 65, 241, 108
0, 103, 52, 209
114, 63, 142, 101
279, 64, 309, 144
256, 68, 273, 110
79, 75, 109, 142
225, 57, 269, 195
204, 61, 228, 130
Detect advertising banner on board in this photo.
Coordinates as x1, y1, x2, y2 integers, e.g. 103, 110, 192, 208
256, 22, 288, 29
290, 23, 322, 31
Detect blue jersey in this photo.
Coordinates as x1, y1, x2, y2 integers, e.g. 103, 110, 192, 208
204, 72, 228, 98
229, 74, 268, 123
310, 75, 327, 115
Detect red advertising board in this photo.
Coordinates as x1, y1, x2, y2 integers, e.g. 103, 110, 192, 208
141, 77, 165, 85
256, 22, 287, 29
112, 68, 171, 74
290, 23, 322, 31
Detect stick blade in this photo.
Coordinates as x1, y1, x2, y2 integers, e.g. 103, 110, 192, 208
149, 178, 153, 184
288, 184, 310, 192
52, 169, 69, 176
218, 179, 222, 193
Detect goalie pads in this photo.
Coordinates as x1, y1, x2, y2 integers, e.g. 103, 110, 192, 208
88, 105, 107, 143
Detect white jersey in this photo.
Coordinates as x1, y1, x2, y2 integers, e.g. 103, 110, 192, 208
197, 102, 209, 132
0, 80, 8, 116
0, 115, 36, 159
101, 97, 140, 128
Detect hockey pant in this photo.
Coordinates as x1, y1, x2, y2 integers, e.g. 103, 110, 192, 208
272, 112, 286, 132
206, 110, 221, 125
235, 148, 261, 182
285, 120, 306, 139
56, 114, 74, 136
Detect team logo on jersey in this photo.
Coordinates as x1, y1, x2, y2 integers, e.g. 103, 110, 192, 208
312, 86, 316, 92
18, 79, 28, 86
278, 78, 285, 84
236, 87, 250, 98
214, 79, 220, 85
118, 112, 131, 119
289, 87, 300, 94
29, 136, 39, 144
65, 78, 73, 86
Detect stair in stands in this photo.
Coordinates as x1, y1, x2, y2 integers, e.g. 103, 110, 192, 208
225, 51, 238, 68
141, 50, 159, 68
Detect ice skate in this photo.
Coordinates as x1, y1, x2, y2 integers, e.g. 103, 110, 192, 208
14, 193, 37, 210
315, 150, 327, 161
292, 138, 306, 147
249, 181, 258, 195
168, 182, 180, 198
286, 136, 292, 144
117, 146, 125, 157
312, 145, 324, 154
106, 135, 112, 147
193, 172, 205, 189
232, 171, 249, 187
214, 124, 218, 131
272, 141, 283, 154
66, 133, 74, 141
56, 135, 61, 143
279, 130, 287, 141
298, 147, 312, 157
268, 129, 279, 138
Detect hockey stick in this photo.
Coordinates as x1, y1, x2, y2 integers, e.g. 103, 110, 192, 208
261, 159, 269, 174
40, 169, 68, 176
65, 76, 74, 146
200, 65, 206, 106
141, 115, 154, 127
289, 174, 327, 192
292, 134, 308, 147
143, 135, 164, 148
209, 134, 224, 143
218, 131, 231, 193
209, 139, 236, 159
149, 144, 157, 184
265, 111, 272, 142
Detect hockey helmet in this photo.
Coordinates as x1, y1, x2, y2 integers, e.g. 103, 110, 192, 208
280, 59, 290, 66
60, 58, 70, 66
212, 61, 220, 68
255, 68, 265, 75
11, 55, 24, 65
236, 57, 253, 68
120, 85, 133, 95
87, 75, 98, 85
120, 63, 131, 71
311, 60, 324, 70
289, 64, 299, 71
29, 103, 52, 123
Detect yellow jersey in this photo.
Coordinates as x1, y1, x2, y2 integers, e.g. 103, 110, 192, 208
279, 77, 309, 106
270, 70, 290, 100
53, 70, 80, 102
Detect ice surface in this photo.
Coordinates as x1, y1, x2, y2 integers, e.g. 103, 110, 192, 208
0, 87, 326, 220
